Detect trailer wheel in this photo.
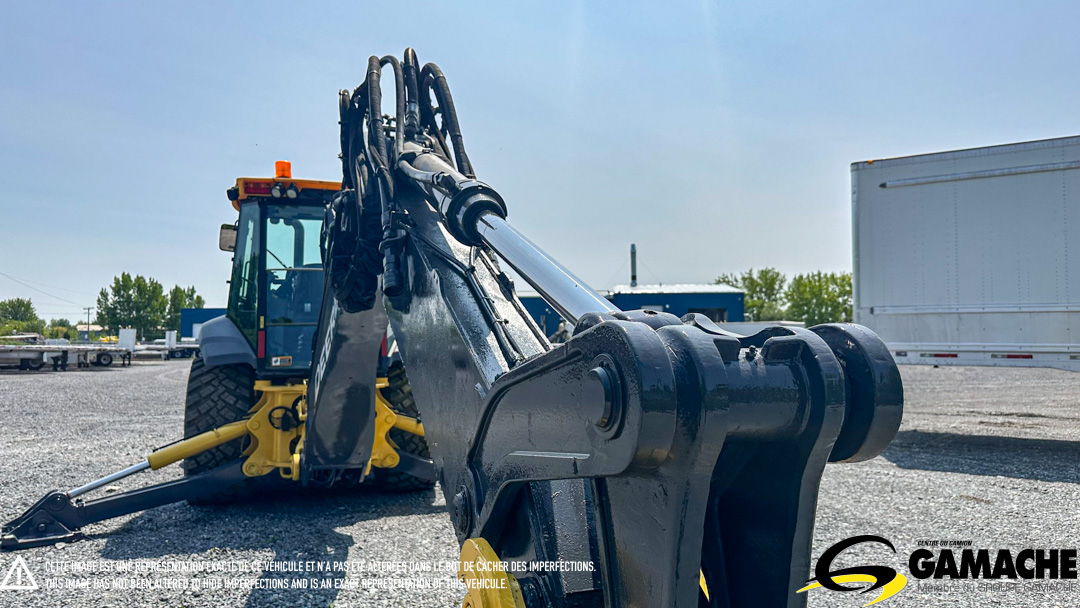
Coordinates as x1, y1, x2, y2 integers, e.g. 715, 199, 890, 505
19, 358, 44, 371
182, 356, 257, 504
97, 353, 113, 367
372, 363, 437, 493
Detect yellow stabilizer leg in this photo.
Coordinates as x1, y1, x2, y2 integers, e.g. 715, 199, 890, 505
146, 421, 249, 470
67, 420, 250, 499
66, 383, 308, 501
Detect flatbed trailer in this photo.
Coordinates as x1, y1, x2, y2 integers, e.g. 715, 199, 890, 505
0, 344, 131, 370
132, 344, 200, 360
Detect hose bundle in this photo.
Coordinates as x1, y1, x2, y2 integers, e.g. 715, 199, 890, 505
321, 188, 383, 313
326, 48, 475, 311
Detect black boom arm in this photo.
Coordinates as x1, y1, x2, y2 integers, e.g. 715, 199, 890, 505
330, 49, 904, 608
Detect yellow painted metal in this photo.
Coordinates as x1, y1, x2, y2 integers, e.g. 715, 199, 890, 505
458, 538, 526, 608
366, 376, 425, 474
147, 375, 419, 483
392, 414, 424, 437
242, 380, 308, 480
366, 378, 400, 475
146, 421, 248, 470
700, 570, 709, 600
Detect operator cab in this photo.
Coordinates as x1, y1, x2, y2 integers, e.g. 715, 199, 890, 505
221, 161, 339, 379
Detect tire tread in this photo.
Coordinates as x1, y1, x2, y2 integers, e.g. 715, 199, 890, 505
182, 357, 257, 504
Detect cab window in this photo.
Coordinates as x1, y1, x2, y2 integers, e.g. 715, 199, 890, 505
263, 205, 324, 370
227, 204, 260, 346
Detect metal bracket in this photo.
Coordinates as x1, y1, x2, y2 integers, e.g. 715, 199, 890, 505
243, 381, 307, 479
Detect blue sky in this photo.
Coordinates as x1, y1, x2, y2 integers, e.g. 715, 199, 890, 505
2, 1, 1078, 319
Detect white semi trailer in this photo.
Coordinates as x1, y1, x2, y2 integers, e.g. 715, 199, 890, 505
852, 135, 1080, 371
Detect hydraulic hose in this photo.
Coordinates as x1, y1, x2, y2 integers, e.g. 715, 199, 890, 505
403, 48, 421, 141
365, 56, 404, 296
365, 57, 389, 170
343, 51, 597, 310
339, 89, 358, 190
343, 83, 369, 192
420, 63, 474, 177
379, 55, 405, 157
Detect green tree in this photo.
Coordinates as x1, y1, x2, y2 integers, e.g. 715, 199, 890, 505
46, 318, 77, 341
0, 298, 39, 323
165, 285, 206, 331
716, 268, 788, 321
784, 271, 853, 326
96, 273, 169, 340
0, 298, 45, 335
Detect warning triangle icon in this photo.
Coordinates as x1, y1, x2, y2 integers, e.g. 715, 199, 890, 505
0, 556, 38, 590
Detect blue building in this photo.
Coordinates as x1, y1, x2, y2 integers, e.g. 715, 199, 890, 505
607, 284, 744, 321
519, 284, 744, 337
180, 308, 227, 339
519, 296, 565, 337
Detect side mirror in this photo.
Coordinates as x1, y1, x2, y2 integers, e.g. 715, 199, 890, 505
218, 224, 237, 252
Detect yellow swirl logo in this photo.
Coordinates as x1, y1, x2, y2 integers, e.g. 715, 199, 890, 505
798, 535, 908, 606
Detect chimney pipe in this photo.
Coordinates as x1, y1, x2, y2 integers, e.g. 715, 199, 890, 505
630, 243, 638, 287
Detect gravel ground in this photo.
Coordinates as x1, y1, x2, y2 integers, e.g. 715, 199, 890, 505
0, 360, 1077, 607
812, 365, 1080, 608
0, 361, 459, 608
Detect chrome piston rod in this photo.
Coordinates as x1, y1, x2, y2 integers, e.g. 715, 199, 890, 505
69, 461, 150, 498
475, 212, 617, 324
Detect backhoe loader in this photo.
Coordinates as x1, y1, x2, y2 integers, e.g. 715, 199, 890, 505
3, 49, 904, 608
1, 163, 437, 549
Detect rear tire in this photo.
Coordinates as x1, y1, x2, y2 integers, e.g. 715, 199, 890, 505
372, 363, 437, 492
19, 358, 44, 371
183, 356, 257, 504
97, 353, 113, 367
